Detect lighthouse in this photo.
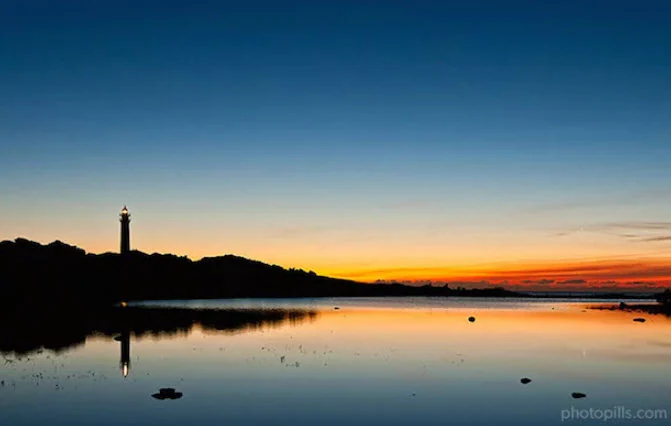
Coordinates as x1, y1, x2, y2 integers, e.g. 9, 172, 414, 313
120, 206, 131, 254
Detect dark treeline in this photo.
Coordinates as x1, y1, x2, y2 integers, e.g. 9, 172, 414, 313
0, 238, 518, 306
0, 305, 317, 355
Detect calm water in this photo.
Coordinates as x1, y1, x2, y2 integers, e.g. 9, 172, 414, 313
1, 297, 670, 426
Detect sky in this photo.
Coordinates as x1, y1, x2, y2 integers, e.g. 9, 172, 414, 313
1, 0, 671, 291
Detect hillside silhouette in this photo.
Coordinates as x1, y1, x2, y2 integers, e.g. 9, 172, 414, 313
0, 238, 516, 306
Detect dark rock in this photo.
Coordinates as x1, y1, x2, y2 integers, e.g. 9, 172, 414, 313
520, 377, 531, 384
633, 318, 646, 323
151, 387, 183, 400
571, 392, 587, 399
334, 307, 340, 310
619, 302, 627, 310
468, 316, 476, 322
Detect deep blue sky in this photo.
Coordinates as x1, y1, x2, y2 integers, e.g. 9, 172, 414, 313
1, 1, 670, 284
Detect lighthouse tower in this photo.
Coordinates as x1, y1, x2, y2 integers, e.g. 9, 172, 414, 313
120, 206, 131, 254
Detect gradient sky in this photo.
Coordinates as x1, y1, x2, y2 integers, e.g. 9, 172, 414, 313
1, 0, 671, 290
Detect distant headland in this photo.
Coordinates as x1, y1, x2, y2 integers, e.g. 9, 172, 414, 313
0, 237, 518, 306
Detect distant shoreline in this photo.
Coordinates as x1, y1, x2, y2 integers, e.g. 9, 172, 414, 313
589, 301, 670, 316
0, 237, 665, 306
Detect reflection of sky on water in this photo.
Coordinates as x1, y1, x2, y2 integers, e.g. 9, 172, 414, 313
1, 298, 670, 426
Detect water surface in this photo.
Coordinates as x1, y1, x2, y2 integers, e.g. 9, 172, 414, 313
1, 297, 669, 425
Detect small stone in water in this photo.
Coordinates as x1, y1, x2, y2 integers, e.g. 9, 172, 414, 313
152, 388, 183, 400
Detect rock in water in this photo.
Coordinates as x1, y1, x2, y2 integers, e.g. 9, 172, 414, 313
619, 302, 627, 310
152, 388, 183, 400
520, 378, 532, 384
571, 392, 587, 399
633, 318, 646, 323
468, 316, 476, 323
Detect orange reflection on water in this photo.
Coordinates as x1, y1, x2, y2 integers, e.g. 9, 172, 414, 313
78, 302, 671, 386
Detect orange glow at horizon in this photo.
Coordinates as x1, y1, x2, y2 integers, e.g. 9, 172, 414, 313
6, 222, 671, 291
322, 257, 671, 290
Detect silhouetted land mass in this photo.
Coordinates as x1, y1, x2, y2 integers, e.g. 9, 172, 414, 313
523, 291, 655, 300
0, 238, 519, 307
591, 291, 671, 316
0, 305, 317, 356
657, 289, 671, 305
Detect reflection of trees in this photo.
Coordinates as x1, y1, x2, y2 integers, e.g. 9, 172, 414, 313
0, 306, 318, 356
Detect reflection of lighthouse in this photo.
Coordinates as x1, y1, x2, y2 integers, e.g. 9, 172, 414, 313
119, 330, 131, 378
120, 206, 131, 254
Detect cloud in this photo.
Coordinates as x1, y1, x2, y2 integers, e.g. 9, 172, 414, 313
557, 279, 587, 285
616, 222, 671, 230
521, 278, 664, 291
528, 188, 671, 214
555, 222, 671, 243
338, 258, 671, 290
522, 279, 555, 285
641, 236, 671, 242
627, 281, 658, 286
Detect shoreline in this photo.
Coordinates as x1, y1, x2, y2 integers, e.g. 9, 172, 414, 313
589, 302, 671, 316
